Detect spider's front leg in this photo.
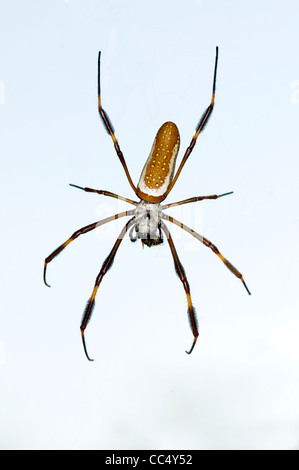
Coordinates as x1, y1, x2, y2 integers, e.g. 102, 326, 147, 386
80, 217, 135, 361
161, 222, 198, 355
43, 211, 133, 287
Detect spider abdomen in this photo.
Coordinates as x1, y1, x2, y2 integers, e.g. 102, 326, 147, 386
137, 121, 180, 203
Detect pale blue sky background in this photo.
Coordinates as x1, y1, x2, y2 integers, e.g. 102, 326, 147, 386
1, 0, 299, 450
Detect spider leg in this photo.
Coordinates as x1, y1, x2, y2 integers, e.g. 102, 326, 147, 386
69, 184, 138, 205
165, 47, 219, 197
80, 217, 135, 361
161, 221, 198, 355
97, 52, 138, 196
43, 210, 134, 287
162, 213, 251, 295
129, 224, 137, 242
162, 191, 233, 209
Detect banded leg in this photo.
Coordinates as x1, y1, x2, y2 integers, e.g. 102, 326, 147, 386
162, 213, 251, 295
98, 52, 138, 196
43, 210, 134, 287
162, 191, 233, 210
81, 217, 135, 361
165, 47, 219, 197
69, 184, 138, 205
161, 221, 198, 355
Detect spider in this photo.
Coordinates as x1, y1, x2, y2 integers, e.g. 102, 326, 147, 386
44, 47, 251, 361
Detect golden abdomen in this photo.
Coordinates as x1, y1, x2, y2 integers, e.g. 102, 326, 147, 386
137, 122, 180, 202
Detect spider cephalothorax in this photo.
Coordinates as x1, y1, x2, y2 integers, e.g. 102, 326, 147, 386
133, 200, 163, 247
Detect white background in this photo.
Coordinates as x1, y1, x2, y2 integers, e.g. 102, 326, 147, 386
1, 0, 299, 450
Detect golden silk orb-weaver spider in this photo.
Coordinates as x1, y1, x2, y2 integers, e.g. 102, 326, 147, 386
44, 47, 251, 361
